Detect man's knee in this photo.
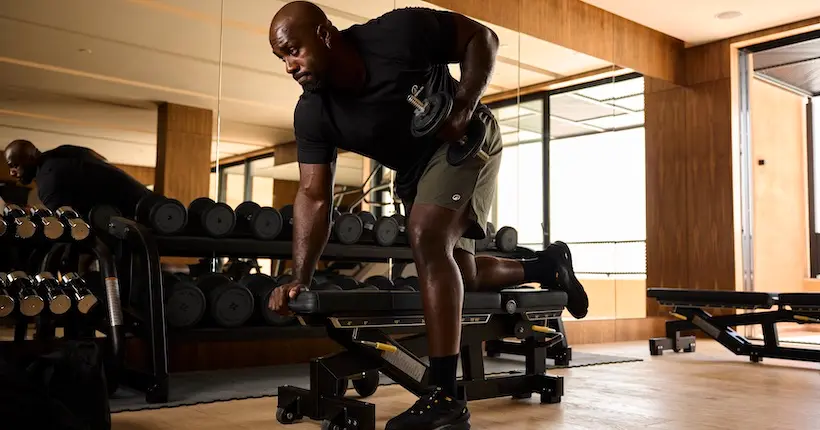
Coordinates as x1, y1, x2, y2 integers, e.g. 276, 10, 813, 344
454, 249, 479, 291
407, 216, 448, 253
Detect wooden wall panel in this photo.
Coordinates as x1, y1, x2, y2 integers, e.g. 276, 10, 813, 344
115, 164, 155, 187
750, 78, 810, 293
426, 0, 685, 84
155, 103, 213, 206
0, 163, 12, 183
685, 78, 735, 291
685, 41, 731, 86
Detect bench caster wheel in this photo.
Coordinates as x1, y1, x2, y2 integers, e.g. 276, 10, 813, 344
322, 419, 357, 430
512, 392, 532, 399
540, 392, 561, 404
352, 370, 379, 398
276, 407, 301, 425
751, 355, 762, 363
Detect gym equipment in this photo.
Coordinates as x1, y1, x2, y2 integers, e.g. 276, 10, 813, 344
312, 282, 343, 291
648, 288, 820, 363
476, 222, 518, 253
332, 212, 364, 245
88, 204, 122, 233
235, 201, 283, 240
187, 198, 236, 238
238, 273, 296, 326
406, 86, 489, 166
3, 204, 36, 239
135, 194, 188, 235
393, 276, 419, 292
485, 317, 572, 366
358, 212, 400, 247
0, 216, 6, 237
279, 205, 294, 236
34, 272, 72, 316
6, 271, 45, 317
275, 274, 294, 285
163, 272, 207, 329
276, 287, 567, 428
364, 275, 394, 291
28, 206, 65, 240
61, 272, 100, 315
391, 213, 407, 235
55, 207, 91, 241
475, 222, 495, 252
327, 275, 360, 291
0, 273, 16, 317
195, 273, 254, 327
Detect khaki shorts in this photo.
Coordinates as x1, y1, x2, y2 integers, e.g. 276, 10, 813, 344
403, 107, 503, 254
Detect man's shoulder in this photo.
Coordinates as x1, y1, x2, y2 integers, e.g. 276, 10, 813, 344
294, 92, 325, 129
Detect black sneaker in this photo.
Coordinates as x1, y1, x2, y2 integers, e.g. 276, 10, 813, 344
545, 241, 589, 319
385, 387, 471, 430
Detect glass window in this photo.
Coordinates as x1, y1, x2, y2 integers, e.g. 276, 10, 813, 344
220, 164, 246, 209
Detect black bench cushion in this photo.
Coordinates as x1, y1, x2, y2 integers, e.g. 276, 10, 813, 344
290, 291, 502, 315
647, 288, 775, 309
500, 288, 567, 311
777, 293, 820, 310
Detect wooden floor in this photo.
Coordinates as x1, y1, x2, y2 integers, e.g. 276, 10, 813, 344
112, 340, 820, 430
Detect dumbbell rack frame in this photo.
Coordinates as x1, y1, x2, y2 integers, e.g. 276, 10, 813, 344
0, 233, 127, 396
107, 216, 419, 404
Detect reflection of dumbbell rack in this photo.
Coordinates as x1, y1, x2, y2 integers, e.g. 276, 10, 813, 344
0, 208, 128, 396
106, 215, 417, 404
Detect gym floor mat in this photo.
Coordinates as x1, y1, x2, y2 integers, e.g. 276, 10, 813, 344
110, 352, 642, 412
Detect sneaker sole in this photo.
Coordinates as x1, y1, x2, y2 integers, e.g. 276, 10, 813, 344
553, 241, 589, 319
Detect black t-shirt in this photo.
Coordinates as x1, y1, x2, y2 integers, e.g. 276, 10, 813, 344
35, 145, 151, 218
294, 7, 482, 200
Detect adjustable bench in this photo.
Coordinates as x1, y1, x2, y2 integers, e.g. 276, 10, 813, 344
648, 288, 820, 364
276, 288, 568, 430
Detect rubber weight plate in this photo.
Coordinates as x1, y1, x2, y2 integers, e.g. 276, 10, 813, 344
150, 198, 188, 235
251, 207, 283, 240
364, 275, 394, 290
411, 92, 453, 138
495, 226, 518, 253
312, 282, 343, 291
88, 205, 122, 233
163, 272, 206, 329
329, 275, 359, 290
394, 276, 419, 291
446, 118, 488, 167
235, 201, 261, 219
279, 205, 294, 229
136, 194, 163, 226
373, 216, 399, 247
275, 274, 294, 285
239, 274, 295, 326
333, 213, 363, 245
391, 213, 407, 234
358, 212, 377, 229
196, 273, 254, 327
204, 203, 237, 238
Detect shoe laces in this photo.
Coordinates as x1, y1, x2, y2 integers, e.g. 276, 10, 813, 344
409, 388, 453, 415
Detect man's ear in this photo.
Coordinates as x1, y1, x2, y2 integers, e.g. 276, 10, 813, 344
317, 24, 332, 49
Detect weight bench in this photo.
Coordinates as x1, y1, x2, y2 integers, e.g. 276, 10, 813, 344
648, 288, 820, 363
276, 288, 568, 430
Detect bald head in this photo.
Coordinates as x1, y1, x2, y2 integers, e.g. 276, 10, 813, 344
4, 139, 40, 185
270, 1, 341, 92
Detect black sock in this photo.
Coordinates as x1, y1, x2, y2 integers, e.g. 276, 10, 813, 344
521, 251, 556, 283
429, 354, 459, 398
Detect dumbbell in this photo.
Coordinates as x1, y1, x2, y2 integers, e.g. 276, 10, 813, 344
476, 223, 518, 253
61, 272, 100, 315
394, 276, 419, 292
332, 211, 363, 245
238, 273, 296, 326
358, 212, 400, 247
234, 201, 283, 240
34, 272, 72, 316
28, 206, 65, 241
187, 198, 236, 238
135, 194, 188, 235
2, 204, 36, 239
0, 273, 17, 318
195, 273, 254, 327
163, 272, 207, 329
55, 207, 91, 241
88, 204, 122, 233
364, 276, 395, 291
6, 271, 45, 317
406, 86, 489, 166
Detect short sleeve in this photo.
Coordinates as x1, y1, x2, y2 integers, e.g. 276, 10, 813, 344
375, 8, 457, 66
294, 95, 337, 164
36, 159, 79, 211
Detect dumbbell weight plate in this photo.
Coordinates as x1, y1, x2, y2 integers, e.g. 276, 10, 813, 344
190, 197, 236, 238
373, 216, 399, 247
446, 118, 488, 167
394, 276, 419, 292
89, 205, 122, 233
252, 207, 283, 240
239, 274, 296, 326
275, 274, 294, 285
364, 276, 394, 291
280, 205, 294, 226
411, 92, 454, 138
333, 213, 364, 245
495, 226, 518, 253
196, 273, 254, 328
163, 272, 207, 329
358, 212, 377, 229
328, 275, 360, 290
136, 194, 163, 226
312, 282, 343, 291
150, 198, 188, 235
391, 214, 406, 234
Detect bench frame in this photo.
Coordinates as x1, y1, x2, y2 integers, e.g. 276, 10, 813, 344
276, 309, 565, 430
650, 293, 820, 364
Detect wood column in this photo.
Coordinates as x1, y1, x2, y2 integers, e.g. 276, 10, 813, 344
114, 164, 155, 187
271, 141, 300, 208
155, 103, 213, 206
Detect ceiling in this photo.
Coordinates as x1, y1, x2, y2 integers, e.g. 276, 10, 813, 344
580, 0, 820, 46
753, 34, 820, 96
0, 0, 612, 177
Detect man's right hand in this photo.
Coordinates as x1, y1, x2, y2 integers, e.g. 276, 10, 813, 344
270, 282, 309, 315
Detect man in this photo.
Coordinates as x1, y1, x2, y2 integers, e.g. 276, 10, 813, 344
4, 140, 150, 219
268, 3, 589, 429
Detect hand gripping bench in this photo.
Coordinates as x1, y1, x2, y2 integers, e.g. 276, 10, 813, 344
276, 288, 568, 430
648, 288, 820, 363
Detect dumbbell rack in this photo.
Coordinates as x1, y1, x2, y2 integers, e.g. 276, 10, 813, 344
107, 216, 418, 404
0, 232, 127, 397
